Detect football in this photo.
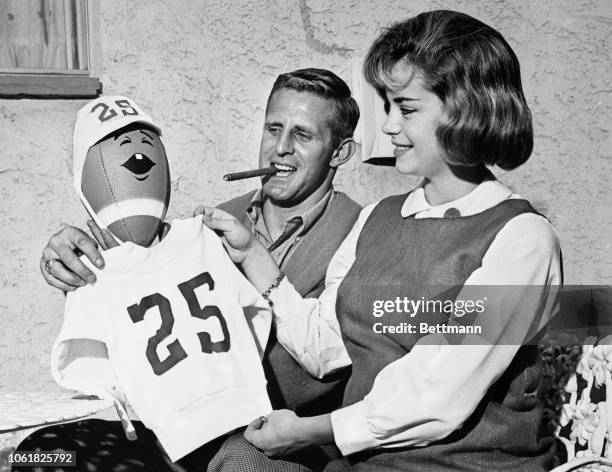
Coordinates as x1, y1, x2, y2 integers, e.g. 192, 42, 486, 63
73, 96, 170, 247
80, 122, 170, 246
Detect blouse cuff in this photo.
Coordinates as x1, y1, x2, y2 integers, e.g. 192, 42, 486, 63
331, 400, 380, 456
267, 276, 299, 319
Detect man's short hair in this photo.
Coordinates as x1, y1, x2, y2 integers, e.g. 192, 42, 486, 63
268, 68, 360, 146
364, 10, 533, 170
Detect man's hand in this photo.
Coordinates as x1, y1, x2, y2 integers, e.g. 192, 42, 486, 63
40, 222, 116, 291
193, 206, 257, 264
244, 410, 313, 457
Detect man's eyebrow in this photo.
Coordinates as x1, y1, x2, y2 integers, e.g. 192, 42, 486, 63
293, 125, 316, 135
139, 129, 154, 140
264, 121, 317, 135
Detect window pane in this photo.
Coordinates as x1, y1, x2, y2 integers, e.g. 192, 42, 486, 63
0, 0, 88, 71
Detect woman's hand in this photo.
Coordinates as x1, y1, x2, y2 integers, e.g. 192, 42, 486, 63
243, 410, 312, 457
244, 410, 334, 457
194, 205, 284, 294
193, 206, 257, 264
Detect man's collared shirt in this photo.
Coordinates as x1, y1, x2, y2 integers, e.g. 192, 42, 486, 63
245, 188, 334, 269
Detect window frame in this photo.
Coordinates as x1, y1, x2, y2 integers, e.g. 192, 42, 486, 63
0, 0, 101, 99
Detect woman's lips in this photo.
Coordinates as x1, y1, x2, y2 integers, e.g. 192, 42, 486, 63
393, 144, 413, 157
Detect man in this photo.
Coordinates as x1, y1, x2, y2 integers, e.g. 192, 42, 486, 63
37, 68, 361, 471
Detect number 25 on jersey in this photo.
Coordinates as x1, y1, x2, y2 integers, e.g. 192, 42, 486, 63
127, 272, 230, 376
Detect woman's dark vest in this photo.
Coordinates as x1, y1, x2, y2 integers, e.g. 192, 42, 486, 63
335, 194, 555, 471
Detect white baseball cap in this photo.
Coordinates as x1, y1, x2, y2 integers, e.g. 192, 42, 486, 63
73, 96, 163, 237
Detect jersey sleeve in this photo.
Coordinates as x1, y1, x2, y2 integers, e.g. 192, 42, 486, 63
51, 264, 122, 398
51, 261, 136, 439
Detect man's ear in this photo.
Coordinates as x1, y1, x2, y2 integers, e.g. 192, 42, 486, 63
330, 138, 356, 168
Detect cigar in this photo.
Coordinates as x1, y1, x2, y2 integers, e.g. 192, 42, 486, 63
223, 166, 277, 181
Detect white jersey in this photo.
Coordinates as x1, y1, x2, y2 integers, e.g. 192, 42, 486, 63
51, 216, 272, 461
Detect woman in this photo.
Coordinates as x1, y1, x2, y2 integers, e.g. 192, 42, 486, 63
200, 10, 562, 471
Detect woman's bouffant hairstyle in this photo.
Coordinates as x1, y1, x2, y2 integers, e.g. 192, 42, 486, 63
364, 10, 533, 170
268, 68, 360, 147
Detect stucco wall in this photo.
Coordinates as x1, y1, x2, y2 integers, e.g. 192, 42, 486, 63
1, 0, 610, 393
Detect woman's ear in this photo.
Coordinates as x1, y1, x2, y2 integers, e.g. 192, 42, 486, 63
330, 138, 357, 168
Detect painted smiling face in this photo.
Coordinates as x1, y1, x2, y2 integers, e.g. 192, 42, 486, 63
80, 123, 170, 246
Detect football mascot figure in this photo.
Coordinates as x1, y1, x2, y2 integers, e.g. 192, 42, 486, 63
52, 95, 273, 461
73, 96, 170, 247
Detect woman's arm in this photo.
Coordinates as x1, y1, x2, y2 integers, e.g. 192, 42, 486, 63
199, 204, 378, 377
244, 411, 334, 457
